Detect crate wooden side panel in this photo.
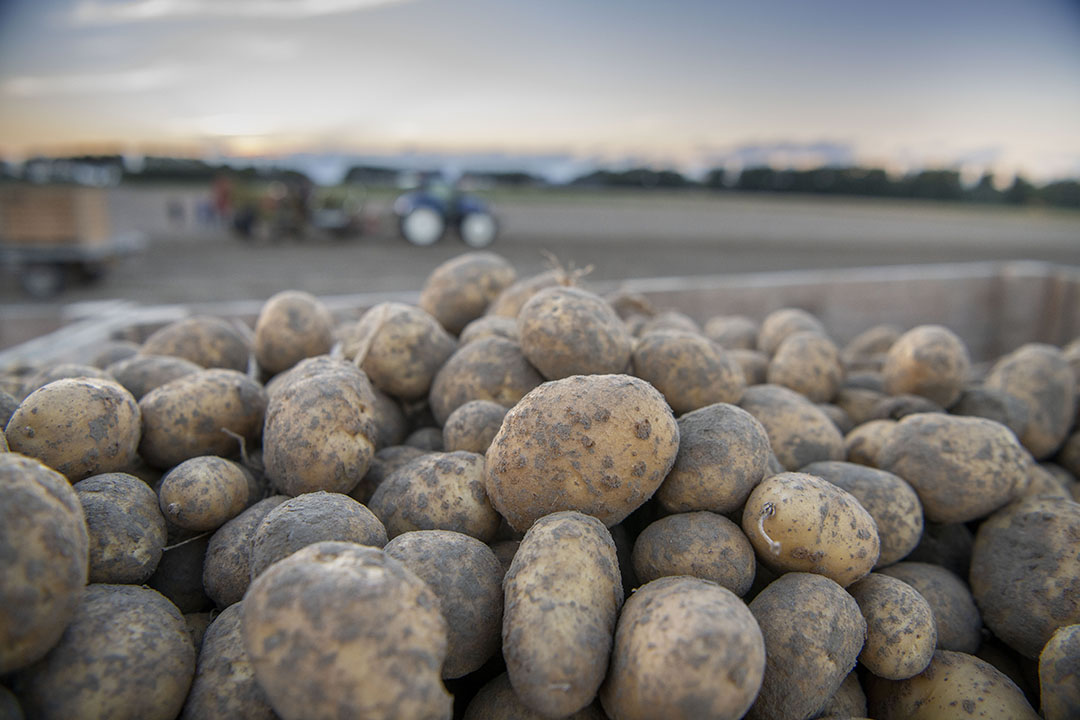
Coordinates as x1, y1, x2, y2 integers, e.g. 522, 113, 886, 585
0, 185, 111, 247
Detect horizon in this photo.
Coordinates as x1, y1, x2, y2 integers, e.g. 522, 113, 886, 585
2, 1, 1079, 184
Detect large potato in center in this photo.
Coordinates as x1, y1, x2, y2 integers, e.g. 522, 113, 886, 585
485, 374, 679, 531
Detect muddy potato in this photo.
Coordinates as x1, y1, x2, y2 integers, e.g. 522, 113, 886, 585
13, 584, 195, 720
767, 330, 843, 403
818, 403, 854, 434
19, 363, 113, 398
369, 451, 498, 541
742, 472, 879, 587
952, 385, 1030, 438
878, 413, 1028, 523
801, 461, 923, 567
250, 492, 387, 580
404, 426, 444, 450
184, 612, 213, 656
879, 561, 982, 654
1059, 430, 1080, 479
253, 290, 334, 376
868, 393, 944, 420
6, 377, 140, 481
158, 456, 249, 532
843, 419, 896, 467
638, 310, 701, 336
0, 389, 17, 427
816, 672, 868, 719
345, 302, 457, 401
370, 387, 408, 449
882, 325, 970, 407
486, 268, 563, 319
148, 529, 212, 613
262, 367, 378, 496
0, 430, 7, 452
729, 348, 769, 385
429, 337, 543, 425
139, 369, 266, 469
1039, 624, 1080, 720
442, 400, 507, 454
486, 374, 680, 531
601, 576, 764, 720
842, 324, 901, 369
866, 650, 1039, 720
757, 307, 826, 356
848, 573, 937, 679
656, 402, 770, 515
503, 512, 622, 717
180, 603, 276, 720
140, 315, 251, 372
970, 495, 1080, 659
106, 354, 202, 401
464, 673, 606, 720
631, 511, 756, 595
518, 286, 632, 379
242, 542, 451, 720
835, 386, 889, 426
631, 330, 745, 414
490, 539, 520, 579
457, 315, 518, 345
384, 531, 503, 679
74, 472, 166, 584
906, 522, 974, 579
747, 572, 867, 720
739, 384, 845, 470
202, 496, 287, 608
704, 314, 758, 350
985, 343, 1077, 459
0, 685, 23, 720
347, 445, 430, 505
0, 454, 89, 674
1019, 463, 1072, 500
418, 251, 517, 334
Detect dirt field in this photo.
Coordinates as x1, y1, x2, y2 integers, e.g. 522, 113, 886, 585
2, 188, 1077, 310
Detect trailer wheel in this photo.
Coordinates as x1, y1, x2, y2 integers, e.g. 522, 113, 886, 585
21, 263, 65, 298
459, 211, 497, 248
400, 207, 444, 246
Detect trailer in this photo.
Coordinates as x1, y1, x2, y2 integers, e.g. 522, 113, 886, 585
0, 184, 144, 298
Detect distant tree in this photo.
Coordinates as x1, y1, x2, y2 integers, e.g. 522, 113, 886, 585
736, 167, 777, 192
703, 168, 726, 189
902, 170, 964, 201
343, 165, 398, 184
1040, 180, 1080, 208
968, 173, 1001, 203
1004, 175, 1037, 205
569, 167, 690, 189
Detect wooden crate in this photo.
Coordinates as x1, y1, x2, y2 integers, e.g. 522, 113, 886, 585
0, 184, 111, 247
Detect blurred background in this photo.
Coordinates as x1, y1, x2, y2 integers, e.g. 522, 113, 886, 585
0, 0, 1078, 340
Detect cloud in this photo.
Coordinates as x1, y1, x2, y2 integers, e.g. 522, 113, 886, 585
71, 0, 413, 24
3, 64, 183, 97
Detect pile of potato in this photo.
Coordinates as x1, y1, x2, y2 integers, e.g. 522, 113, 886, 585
2, 250, 1079, 720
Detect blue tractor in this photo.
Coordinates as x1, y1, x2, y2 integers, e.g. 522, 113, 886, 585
392, 174, 498, 247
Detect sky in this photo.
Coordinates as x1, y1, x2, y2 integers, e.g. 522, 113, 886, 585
1, 0, 1079, 182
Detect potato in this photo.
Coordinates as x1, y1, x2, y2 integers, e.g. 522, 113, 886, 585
503, 511, 622, 717
970, 495, 1080, 658
73, 472, 166, 584
952, 385, 1030, 438
639, 310, 701, 336
0, 686, 23, 720
738, 384, 845, 470
429, 337, 542, 425
848, 573, 937, 679
442, 400, 507, 454
486, 268, 562, 319
985, 343, 1077, 459
878, 413, 1028, 523
105, 354, 202, 401
1039, 624, 1080, 720
1060, 430, 1080, 479
202, 496, 287, 608
384, 531, 503, 679
419, 251, 517, 334
0, 454, 89, 674
458, 315, 518, 345
404, 426, 444, 450
184, 611, 213, 655
1019, 462, 1072, 500
842, 324, 901, 369
816, 672, 867, 719
486, 374, 680, 531
601, 576, 764, 720
631, 330, 745, 414
369, 387, 408, 449
845, 370, 886, 392
6, 377, 140, 481
242, 542, 451, 720
345, 302, 457, 400
262, 367, 378, 496
147, 530, 212, 613
742, 472, 879, 587
631, 511, 755, 595
747, 572, 867, 720
369, 451, 498, 541
767, 330, 843, 402
878, 561, 982, 654
139, 369, 267, 469
866, 650, 1039, 719
250, 492, 387, 580
158, 456, 250, 532
728, 348, 769, 385
704, 314, 758, 350
0, 389, 17, 427
655, 402, 770, 514
347, 445, 430, 505
518, 286, 632, 379
140, 315, 251, 372
13, 584, 195, 720
834, 386, 888, 426
906, 522, 974, 580
0, 430, 7, 452
253, 290, 334, 376
464, 673, 606, 720
818, 402, 854, 434
868, 393, 944, 420
882, 325, 970, 407
801, 461, 923, 567
19, 363, 113, 398
757, 307, 826, 356
180, 603, 276, 720
490, 539, 519, 579
843, 418, 896, 467
87, 339, 141, 368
